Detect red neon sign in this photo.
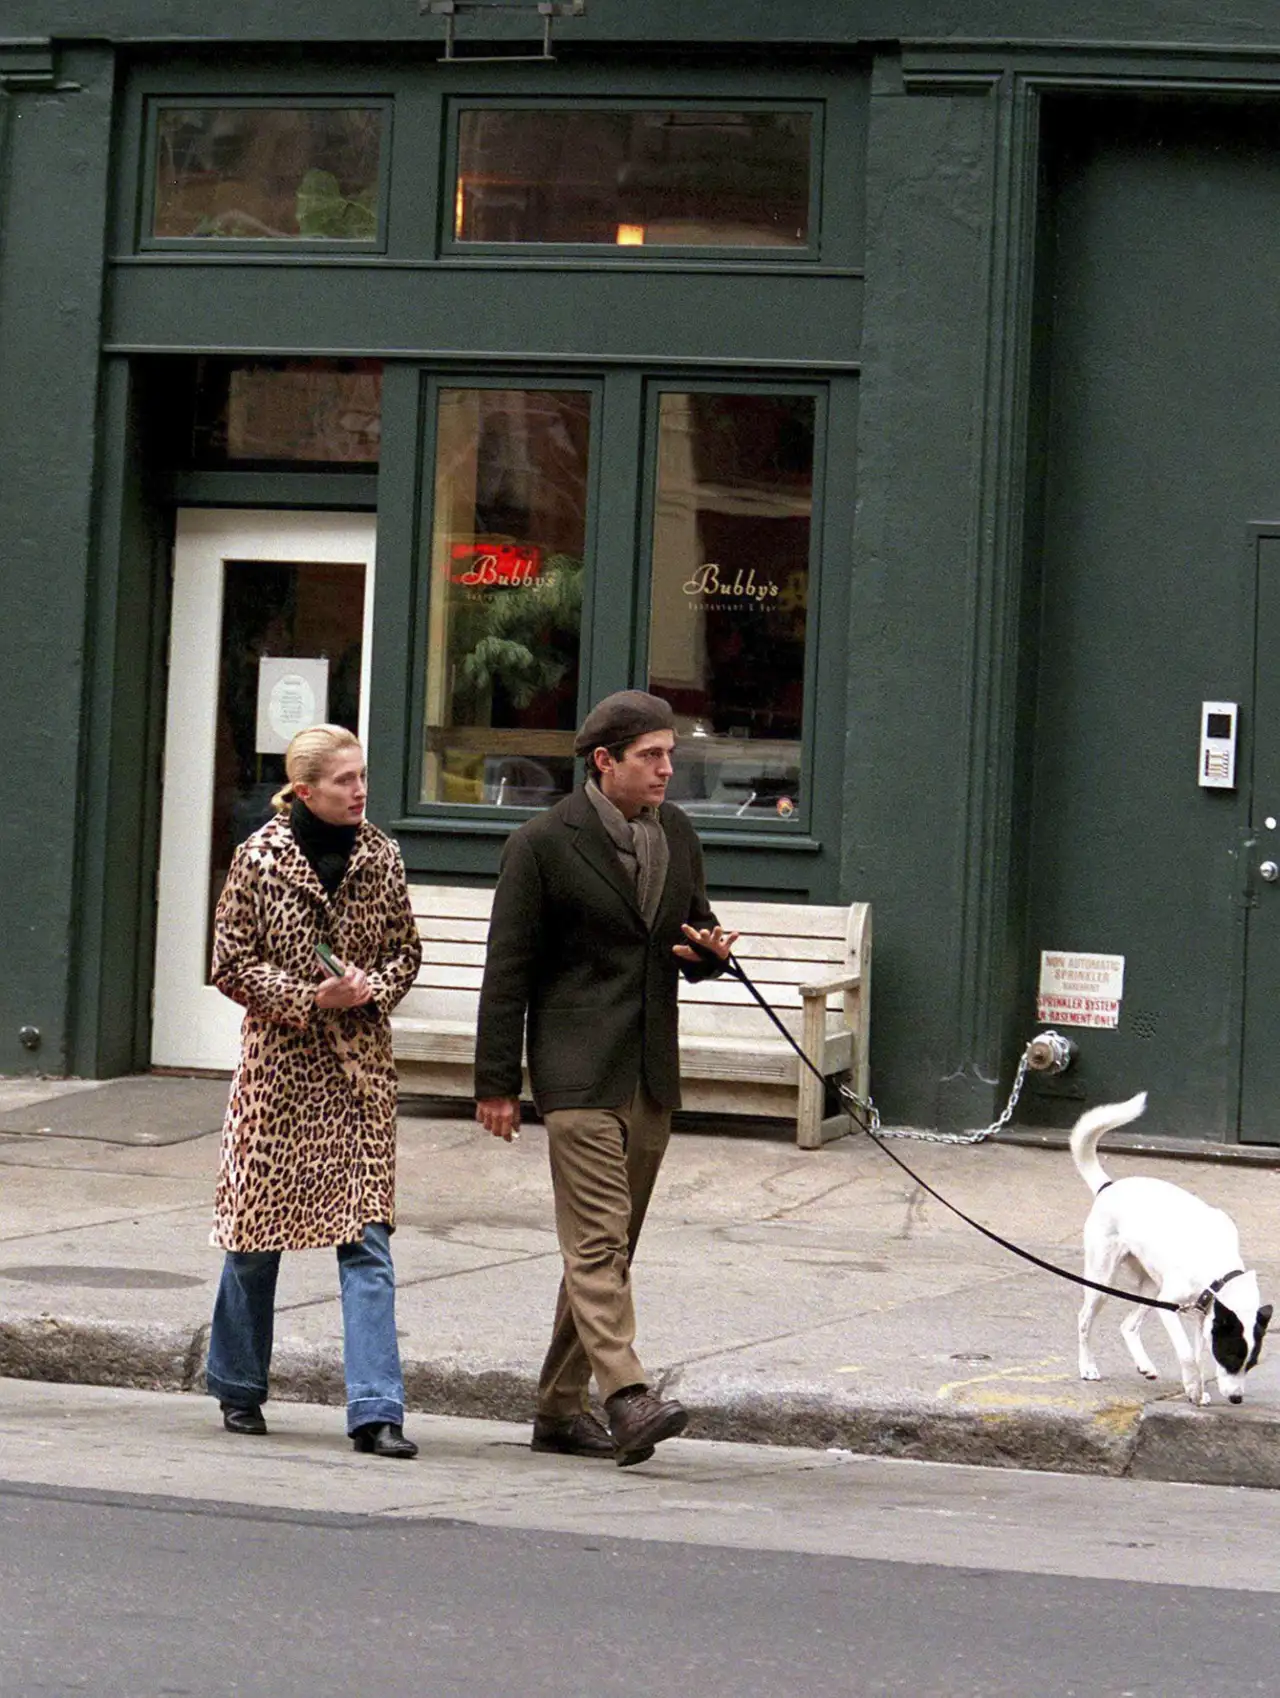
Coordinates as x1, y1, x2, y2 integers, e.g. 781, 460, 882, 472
450, 542, 542, 586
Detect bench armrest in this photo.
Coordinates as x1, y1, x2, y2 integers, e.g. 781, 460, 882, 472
798, 972, 860, 1000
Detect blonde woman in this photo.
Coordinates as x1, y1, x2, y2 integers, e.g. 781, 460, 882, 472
205, 724, 423, 1458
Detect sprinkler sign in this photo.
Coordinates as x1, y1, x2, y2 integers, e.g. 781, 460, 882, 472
1037, 951, 1125, 1029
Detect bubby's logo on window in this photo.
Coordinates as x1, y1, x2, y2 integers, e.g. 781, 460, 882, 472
451, 543, 542, 586
681, 563, 780, 603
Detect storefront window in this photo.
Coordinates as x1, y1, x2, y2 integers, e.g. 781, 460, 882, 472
191, 358, 382, 466
647, 392, 815, 821
421, 388, 592, 806
453, 108, 810, 248
152, 106, 384, 240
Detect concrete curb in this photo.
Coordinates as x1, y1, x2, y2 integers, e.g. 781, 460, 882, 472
676, 1389, 1144, 1477
0, 1318, 201, 1394
1128, 1400, 1280, 1489
7, 1314, 1280, 1489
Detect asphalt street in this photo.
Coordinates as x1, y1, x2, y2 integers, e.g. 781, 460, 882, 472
7, 1486, 1280, 1698
4, 1380, 1280, 1697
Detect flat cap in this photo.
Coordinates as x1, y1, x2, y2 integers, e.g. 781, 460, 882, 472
573, 690, 676, 757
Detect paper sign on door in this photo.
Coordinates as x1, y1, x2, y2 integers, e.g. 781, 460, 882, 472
256, 657, 330, 755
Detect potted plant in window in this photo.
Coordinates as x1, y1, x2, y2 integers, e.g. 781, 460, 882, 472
451, 551, 583, 714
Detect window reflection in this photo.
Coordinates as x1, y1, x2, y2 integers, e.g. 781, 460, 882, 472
153, 107, 382, 240
422, 389, 591, 806
647, 392, 815, 820
455, 109, 810, 248
191, 358, 382, 466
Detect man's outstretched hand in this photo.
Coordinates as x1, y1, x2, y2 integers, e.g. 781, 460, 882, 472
673, 923, 739, 964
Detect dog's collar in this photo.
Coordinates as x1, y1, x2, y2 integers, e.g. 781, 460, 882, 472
1095, 1180, 1113, 1194
1192, 1268, 1247, 1314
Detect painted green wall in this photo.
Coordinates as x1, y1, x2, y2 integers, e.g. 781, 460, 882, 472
0, 47, 115, 1076
9, 2, 1280, 48
843, 60, 1029, 1129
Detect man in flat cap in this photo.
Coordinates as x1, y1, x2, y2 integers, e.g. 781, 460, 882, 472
475, 690, 737, 1466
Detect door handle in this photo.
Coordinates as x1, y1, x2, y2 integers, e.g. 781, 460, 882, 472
1261, 861, 1279, 883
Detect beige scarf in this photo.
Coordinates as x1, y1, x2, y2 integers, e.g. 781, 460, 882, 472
585, 779, 669, 927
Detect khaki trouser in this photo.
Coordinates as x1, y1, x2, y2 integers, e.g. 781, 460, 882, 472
537, 1085, 671, 1416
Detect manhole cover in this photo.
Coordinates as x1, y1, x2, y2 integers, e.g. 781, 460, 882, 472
0, 1265, 206, 1290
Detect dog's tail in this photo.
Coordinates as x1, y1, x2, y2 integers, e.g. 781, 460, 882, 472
1068, 1091, 1149, 1194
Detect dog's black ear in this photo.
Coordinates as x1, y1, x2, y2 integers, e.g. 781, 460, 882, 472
1212, 1301, 1249, 1374
1246, 1305, 1273, 1371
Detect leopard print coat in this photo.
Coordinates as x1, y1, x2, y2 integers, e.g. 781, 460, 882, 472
210, 811, 422, 1253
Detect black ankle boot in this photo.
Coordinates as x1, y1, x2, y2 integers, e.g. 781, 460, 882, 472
220, 1401, 267, 1436
351, 1421, 418, 1459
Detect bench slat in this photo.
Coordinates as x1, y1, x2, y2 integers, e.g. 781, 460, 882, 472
714, 901, 849, 935
410, 967, 487, 992
416, 927, 846, 967
411, 888, 495, 919
397, 986, 486, 1019
415, 918, 491, 944
679, 980, 805, 1009
407, 972, 851, 1006
420, 941, 489, 968
719, 935, 843, 963
674, 1010, 842, 1038
413, 959, 852, 990
693, 961, 852, 989
391, 1021, 853, 1083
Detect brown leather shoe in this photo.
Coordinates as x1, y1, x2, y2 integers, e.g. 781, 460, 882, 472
606, 1386, 687, 1468
530, 1410, 616, 1458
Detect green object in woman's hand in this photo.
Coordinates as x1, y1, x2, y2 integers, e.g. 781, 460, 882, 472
314, 940, 344, 978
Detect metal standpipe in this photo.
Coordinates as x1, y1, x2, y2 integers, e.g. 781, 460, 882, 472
1027, 1029, 1077, 1077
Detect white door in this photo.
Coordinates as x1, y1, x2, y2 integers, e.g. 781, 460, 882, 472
152, 509, 376, 1070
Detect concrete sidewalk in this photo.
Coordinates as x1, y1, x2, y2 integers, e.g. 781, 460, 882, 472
4, 1074, 1280, 1488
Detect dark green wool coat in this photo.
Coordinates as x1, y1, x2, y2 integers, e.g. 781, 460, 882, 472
474, 786, 723, 1112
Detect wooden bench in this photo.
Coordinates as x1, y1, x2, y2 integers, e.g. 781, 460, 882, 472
391, 888, 871, 1149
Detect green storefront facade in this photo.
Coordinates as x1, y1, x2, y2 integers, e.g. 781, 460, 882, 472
8, 3, 1280, 1140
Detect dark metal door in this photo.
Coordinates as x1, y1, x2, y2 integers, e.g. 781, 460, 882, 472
1020, 102, 1280, 1143
1239, 533, 1280, 1141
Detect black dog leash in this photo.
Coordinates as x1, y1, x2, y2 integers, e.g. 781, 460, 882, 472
719, 952, 1189, 1314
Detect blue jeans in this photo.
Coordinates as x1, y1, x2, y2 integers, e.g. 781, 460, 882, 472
206, 1223, 405, 1434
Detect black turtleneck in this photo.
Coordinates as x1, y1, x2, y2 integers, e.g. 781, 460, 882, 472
290, 798, 358, 896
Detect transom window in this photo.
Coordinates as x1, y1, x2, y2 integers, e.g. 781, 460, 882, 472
451, 105, 813, 250
149, 103, 386, 243
189, 358, 382, 466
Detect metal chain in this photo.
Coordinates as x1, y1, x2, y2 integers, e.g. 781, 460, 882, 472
836, 1043, 1033, 1146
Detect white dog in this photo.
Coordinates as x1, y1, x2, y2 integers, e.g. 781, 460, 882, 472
1073, 1092, 1271, 1405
